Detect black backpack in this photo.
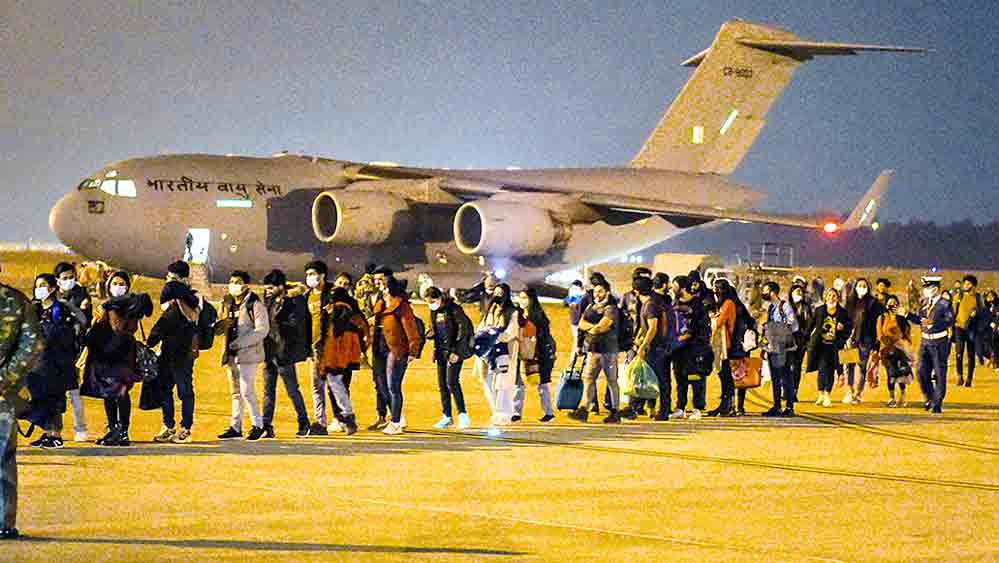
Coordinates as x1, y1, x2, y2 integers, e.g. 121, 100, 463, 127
616, 299, 635, 351
451, 305, 476, 360
197, 299, 218, 351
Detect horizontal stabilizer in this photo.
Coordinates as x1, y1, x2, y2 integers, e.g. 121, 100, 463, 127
735, 39, 927, 61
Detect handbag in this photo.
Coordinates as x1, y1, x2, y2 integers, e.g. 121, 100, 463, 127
733, 356, 763, 389
555, 355, 584, 411
839, 347, 861, 366
138, 379, 163, 411
133, 341, 160, 383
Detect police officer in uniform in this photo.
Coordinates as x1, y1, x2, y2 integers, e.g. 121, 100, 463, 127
0, 276, 45, 540
906, 276, 954, 414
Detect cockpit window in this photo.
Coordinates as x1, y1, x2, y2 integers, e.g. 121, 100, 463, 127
77, 179, 100, 190
98, 178, 137, 198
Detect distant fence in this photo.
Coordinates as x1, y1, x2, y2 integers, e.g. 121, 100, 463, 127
0, 242, 72, 254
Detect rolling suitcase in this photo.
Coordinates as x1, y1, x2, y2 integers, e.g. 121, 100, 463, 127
556, 355, 584, 411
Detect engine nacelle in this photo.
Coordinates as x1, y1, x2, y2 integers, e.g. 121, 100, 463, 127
453, 200, 570, 257
312, 190, 411, 245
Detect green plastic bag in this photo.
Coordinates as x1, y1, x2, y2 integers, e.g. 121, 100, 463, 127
624, 357, 659, 400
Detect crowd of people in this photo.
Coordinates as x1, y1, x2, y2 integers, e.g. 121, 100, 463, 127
0, 255, 997, 539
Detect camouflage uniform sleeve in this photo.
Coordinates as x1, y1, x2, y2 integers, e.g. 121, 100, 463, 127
0, 288, 45, 398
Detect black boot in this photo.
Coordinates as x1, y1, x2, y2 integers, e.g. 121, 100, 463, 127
568, 408, 589, 423
343, 415, 358, 436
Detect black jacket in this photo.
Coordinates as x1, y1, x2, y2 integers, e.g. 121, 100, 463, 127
148, 303, 198, 362
61, 284, 93, 326
846, 294, 884, 349
27, 300, 85, 411
430, 300, 471, 358
806, 305, 852, 372
265, 294, 311, 366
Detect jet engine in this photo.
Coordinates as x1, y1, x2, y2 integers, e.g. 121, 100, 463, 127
312, 190, 411, 245
453, 200, 571, 257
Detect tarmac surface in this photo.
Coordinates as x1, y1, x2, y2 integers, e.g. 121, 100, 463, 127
8, 316, 999, 563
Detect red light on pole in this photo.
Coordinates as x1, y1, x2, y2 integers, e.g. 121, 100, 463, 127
823, 222, 839, 234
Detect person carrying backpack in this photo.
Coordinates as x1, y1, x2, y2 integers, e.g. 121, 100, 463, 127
670, 276, 713, 420
761, 281, 800, 417
425, 287, 474, 430
215, 271, 269, 442
147, 279, 201, 444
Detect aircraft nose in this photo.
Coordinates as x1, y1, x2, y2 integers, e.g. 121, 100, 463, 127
49, 192, 78, 247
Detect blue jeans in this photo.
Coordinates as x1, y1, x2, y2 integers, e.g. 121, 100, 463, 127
386, 353, 409, 423
161, 357, 195, 430
263, 362, 309, 427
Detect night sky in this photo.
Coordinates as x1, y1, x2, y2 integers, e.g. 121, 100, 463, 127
5, 1, 999, 243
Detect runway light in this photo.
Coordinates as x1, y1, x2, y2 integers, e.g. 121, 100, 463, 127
871, 221, 880, 231
823, 222, 839, 234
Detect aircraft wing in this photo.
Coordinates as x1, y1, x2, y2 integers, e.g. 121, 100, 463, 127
346, 163, 887, 232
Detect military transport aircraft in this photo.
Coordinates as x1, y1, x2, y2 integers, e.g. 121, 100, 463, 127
49, 20, 922, 289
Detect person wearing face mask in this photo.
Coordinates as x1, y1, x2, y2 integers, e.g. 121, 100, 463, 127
258, 270, 312, 439
514, 289, 557, 423
52, 262, 90, 442
806, 288, 852, 407
904, 276, 955, 414
25, 274, 88, 449
618, 269, 653, 417
215, 271, 269, 441
669, 276, 713, 420
425, 287, 474, 429
877, 295, 913, 407
315, 282, 366, 436
83, 287, 154, 446
569, 280, 622, 424
147, 279, 201, 444
760, 281, 799, 417
843, 278, 884, 405
574, 272, 613, 414
371, 276, 421, 435
788, 282, 813, 404
301, 261, 340, 435
476, 283, 522, 427
707, 279, 741, 417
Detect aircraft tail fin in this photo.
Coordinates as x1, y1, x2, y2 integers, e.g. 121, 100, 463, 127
842, 169, 894, 230
630, 21, 924, 174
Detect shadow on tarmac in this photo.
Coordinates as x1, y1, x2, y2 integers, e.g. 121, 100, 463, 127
18, 406, 979, 460
18, 536, 525, 555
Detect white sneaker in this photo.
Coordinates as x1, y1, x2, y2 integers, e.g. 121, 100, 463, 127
669, 409, 685, 420
382, 422, 404, 435
433, 416, 453, 429
688, 409, 702, 420
842, 390, 854, 404
327, 420, 343, 433
399, 415, 407, 429
74, 431, 89, 442
852, 395, 863, 405
822, 394, 832, 408
815, 395, 824, 406
457, 413, 471, 430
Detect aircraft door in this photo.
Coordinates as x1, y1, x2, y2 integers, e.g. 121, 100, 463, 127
185, 228, 211, 265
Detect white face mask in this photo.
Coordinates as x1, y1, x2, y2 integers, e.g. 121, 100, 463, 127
923, 287, 937, 300
791, 293, 803, 303
306, 274, 321, 289
856, 287, 868, 298
109, 285, 128, 298
429, 301, 441, 312
569, 286, 584, 298
228, 284, 244, 297
34, 287, 51, 301
58, 278, 76, 292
